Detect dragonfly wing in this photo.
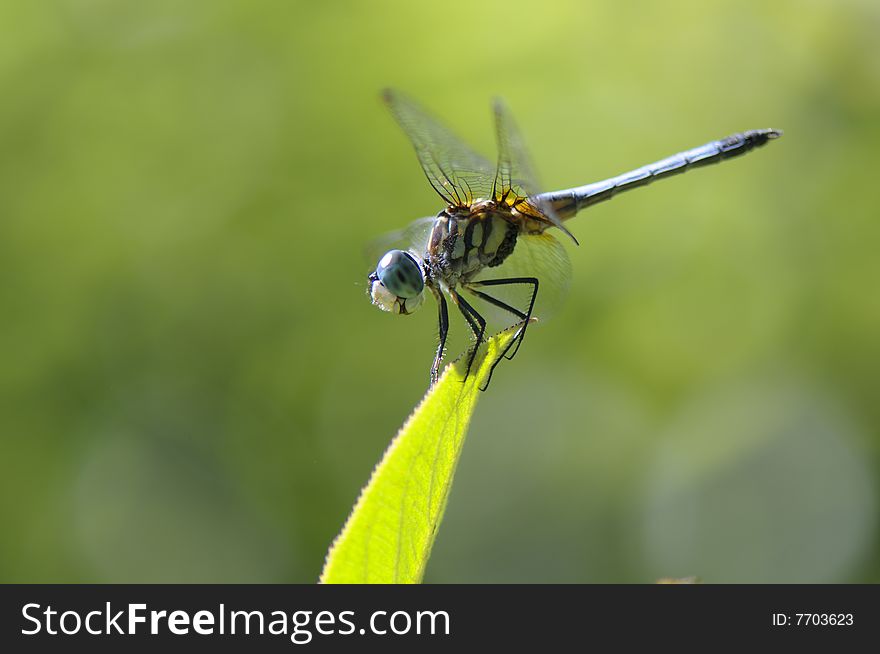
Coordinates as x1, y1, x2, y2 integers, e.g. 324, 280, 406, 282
383, 89, 496, 208
492, 99, 578, 243
469, 231, 572, 326
364, 215, 435, 268
492, 97, 541, 203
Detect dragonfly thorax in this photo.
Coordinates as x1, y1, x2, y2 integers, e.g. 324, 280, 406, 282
425, 205, 519, 289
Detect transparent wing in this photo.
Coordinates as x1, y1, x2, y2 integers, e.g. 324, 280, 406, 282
383, 89, 496, 208
492, 99, 577, 243
363, 215, 435, 268
492, 98, 542, 204
467, 231, 571, 327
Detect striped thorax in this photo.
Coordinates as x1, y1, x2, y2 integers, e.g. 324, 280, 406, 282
426, 201, 524, 289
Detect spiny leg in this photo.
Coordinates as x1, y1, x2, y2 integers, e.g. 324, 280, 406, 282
463, 284, 529, 391
481, 320, 526, 392
465, 287, 527, 322
449, 289, 486, 382
430, 289, 449, 385
468, 277, 539, 361
449, 290, 481, 339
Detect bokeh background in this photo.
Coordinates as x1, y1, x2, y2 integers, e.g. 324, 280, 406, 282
1, 0, 878, 583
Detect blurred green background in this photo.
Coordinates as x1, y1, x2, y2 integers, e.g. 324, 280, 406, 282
1, 0, 878, 583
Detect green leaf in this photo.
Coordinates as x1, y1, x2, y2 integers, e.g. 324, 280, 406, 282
319, 324, 522, 584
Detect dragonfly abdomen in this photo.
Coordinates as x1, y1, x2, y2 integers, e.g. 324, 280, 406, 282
540, 128, 782, 218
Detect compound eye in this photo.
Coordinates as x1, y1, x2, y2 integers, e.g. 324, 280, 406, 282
376, 250, 424, 299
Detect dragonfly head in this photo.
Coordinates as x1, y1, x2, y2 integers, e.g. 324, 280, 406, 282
369, 249, 426, 315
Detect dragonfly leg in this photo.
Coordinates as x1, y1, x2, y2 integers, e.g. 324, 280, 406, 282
449, 289, 486, 383
468, 277, 539, 360
464, 287, 527, 322
480, 323, 525, 392
463, 284, 528, 391
430, 289, 449, 386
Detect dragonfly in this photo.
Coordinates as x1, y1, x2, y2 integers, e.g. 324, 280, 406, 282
368, 89, 781, 390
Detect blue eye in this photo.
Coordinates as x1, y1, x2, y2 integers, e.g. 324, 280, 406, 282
376, 250, 424, 298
